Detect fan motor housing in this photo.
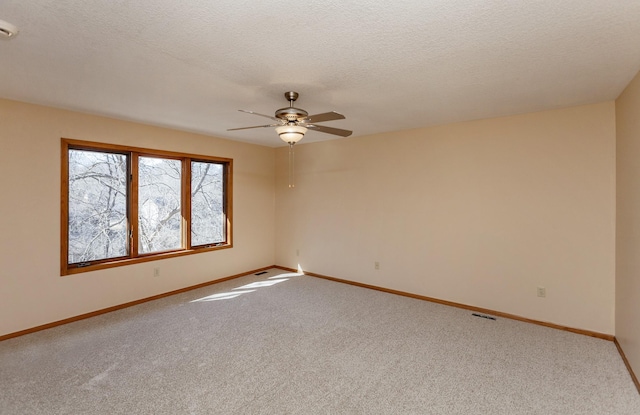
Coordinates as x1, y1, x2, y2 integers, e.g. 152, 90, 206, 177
275, 107, 308, 122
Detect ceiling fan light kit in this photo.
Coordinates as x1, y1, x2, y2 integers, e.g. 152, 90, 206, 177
229, 91, 352, 188
276, 125, 307, 144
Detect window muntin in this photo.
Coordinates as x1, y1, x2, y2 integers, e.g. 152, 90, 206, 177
61, 139, 232, 275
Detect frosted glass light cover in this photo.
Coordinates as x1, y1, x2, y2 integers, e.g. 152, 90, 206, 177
276, 125, 307, 143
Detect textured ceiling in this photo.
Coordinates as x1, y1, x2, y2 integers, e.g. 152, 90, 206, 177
1, 1, 639, 147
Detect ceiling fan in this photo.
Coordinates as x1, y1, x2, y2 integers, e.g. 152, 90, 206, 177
228, 91, 352, 145
228, 91, 352, 188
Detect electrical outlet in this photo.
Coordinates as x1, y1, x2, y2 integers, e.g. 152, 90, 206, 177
296, 249, 299, 257
154, 268, 160, 278
374, 261, 380, 270
537, 286, 546, 298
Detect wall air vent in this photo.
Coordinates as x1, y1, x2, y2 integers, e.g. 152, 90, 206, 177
472, 313, 497, 321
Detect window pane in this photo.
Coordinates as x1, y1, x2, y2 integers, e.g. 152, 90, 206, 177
191, 161, 225, 246
68, 149, 128, 263
138, 157, 182, 254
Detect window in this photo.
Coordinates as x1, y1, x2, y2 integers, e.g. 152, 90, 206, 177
61, 139, 232, 275
138, 156, 182, 254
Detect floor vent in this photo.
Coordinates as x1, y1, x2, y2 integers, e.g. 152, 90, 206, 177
472, 313, 497, 321
255, 271, 268, 276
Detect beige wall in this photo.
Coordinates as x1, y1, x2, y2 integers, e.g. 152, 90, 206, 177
275, 102, 617, 334
0, 97, 621, 338
616, 70, 640, 376
0, 99, 276, 337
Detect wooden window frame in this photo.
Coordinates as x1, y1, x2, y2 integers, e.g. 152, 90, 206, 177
61, 138, 233, 276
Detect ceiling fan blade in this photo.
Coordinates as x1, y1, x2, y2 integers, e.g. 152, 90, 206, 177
306, 124, 353, 137
303, 111, 345, 123
239, 109, 281, 122
227, 124, 278, 131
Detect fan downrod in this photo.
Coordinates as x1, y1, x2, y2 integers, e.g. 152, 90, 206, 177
284, 91, 299, 104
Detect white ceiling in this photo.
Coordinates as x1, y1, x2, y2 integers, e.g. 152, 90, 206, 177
1, 1, 639, 147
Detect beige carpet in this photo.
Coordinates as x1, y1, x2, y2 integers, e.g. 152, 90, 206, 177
1, 268, 639, 414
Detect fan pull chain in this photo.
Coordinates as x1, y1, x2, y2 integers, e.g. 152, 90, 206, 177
288, 142, 295, 188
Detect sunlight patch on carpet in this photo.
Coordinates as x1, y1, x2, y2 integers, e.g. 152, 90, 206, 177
190, 290, 256, 302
